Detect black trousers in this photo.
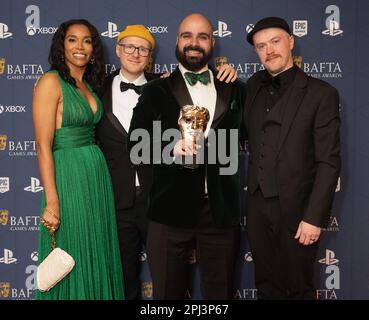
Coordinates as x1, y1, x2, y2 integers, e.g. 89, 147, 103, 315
146, 198, 240, 300
246, 189, 319, 300
116, 187, 148, 300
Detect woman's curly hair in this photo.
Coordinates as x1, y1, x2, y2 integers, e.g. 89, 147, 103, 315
48, 19, 105, 96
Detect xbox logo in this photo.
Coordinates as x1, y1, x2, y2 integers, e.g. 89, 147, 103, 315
30, 251, 38, 261
138, 252, 147, 262
246, 24, 254, 34
0, 105, 4, 114
27, 25, 37, 36
244, 251, 253, 262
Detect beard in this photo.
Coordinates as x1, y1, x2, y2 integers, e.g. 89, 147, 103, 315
175, 44, 213, 72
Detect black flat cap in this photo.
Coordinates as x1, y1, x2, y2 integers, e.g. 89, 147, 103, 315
247, 16, 292, 45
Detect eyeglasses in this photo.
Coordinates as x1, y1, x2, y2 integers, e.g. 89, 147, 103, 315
118, 43, 152, 57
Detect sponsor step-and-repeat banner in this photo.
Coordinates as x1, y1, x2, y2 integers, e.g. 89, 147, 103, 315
1, 0, 368, 300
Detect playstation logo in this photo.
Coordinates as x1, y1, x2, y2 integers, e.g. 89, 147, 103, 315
213, 21, 232, 37
0, 23, 13, 39
319, 249, 339, 265
0, 249, 17, 264
101, 22, 119, 38
24, 177, 43, 192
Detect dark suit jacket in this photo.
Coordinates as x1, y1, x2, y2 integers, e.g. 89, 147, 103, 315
244, 67, 341, 230
96, 69, 160, 211
128, 67, 246, 228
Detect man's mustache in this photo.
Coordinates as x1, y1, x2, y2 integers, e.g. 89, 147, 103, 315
184, 45, 205, 55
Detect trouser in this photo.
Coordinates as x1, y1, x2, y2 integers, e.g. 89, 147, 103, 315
147, 198, 240, 300
116, 187, 148, 300
246, 189, 318, 300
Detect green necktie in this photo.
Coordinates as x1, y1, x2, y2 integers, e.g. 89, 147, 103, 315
184, 70, 211, 86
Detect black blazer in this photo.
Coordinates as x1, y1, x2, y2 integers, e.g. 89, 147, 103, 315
244, 67, 341, 230
128, 67, 246, 228
96, 69, 160, 211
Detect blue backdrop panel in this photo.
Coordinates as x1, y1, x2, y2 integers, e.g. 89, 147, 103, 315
0, 0, 368, 300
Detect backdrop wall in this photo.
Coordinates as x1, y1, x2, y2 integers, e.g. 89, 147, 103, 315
0, 0, 368, 300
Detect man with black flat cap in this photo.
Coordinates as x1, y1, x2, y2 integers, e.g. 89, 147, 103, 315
243, 17, 341, 299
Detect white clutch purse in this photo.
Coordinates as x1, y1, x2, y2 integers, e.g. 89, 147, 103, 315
37, 210, 75, 292
37, 247, 75, 292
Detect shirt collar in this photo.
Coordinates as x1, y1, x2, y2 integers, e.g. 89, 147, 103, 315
272, 65, 297, 87
178, 63, 210, 75
119, 71, 147, 86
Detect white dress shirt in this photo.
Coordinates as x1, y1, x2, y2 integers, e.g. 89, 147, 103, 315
178, 64, 217, 194
112, 71, 147, 133
178, 63, 217, 138
112, 71, 147, 186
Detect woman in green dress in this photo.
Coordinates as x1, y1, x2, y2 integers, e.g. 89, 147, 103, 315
33, 19, 124, 300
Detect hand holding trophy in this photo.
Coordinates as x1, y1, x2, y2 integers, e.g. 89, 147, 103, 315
176, 105, 210, 169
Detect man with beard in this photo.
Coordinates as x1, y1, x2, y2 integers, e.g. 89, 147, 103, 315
128, 13, 245, 299
97, 24, 236, 300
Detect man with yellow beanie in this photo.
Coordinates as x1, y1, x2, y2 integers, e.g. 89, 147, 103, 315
96, 23, 237, 300
96, 24, 158, 300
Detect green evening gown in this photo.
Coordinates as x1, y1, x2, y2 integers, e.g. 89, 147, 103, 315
36, 71, 125, 300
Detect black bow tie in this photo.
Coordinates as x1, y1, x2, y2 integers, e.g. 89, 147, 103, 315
120, 81, 143, 95
261, 73, 281, 90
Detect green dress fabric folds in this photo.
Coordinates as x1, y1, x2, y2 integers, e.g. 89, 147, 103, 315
36, 71, 124, 300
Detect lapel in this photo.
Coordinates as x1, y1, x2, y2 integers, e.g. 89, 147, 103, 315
101, 68, 127, 136
245, 73, 263, 131
166, 67, 193, 108
212, 74, 232, 128
166, 67, 232, 129
276, 68, 308, 155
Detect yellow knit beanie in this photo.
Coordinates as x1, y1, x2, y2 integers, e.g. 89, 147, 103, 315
117, 25, 155, 49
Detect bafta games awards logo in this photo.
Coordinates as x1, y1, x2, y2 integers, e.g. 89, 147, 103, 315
0, 177, 10, 193
293, 55, 302, 69
142, 282, 153, 298
2, 60, 44, 80
0, 58, 5, 74
101, 22, 119, 38
0, 249, 18, 264
0, 23, 13, 39
323, 216, 340, 232
0, 210, 9, 225
24, 177, 43, 193
1, 138, 36, 156
213, 21, 232, 37
0, 282, 10, 298
293, 20, 308, 37
0, 134, 7, 150
292, 55, 342, 79
322, 5, 343, 36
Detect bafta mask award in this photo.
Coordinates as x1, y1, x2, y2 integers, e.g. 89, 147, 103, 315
178, 105, 210, 169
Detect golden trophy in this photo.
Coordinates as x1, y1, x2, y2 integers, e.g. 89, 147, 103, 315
178, 105, 210, 169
